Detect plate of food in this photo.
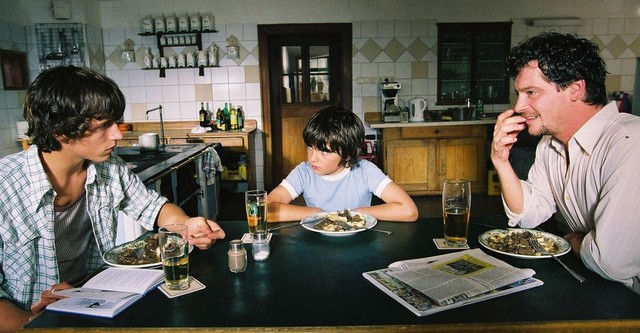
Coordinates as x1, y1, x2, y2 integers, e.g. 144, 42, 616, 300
301, 210, 377, 237
103, 233, 162, 268
478, 228, 571, 259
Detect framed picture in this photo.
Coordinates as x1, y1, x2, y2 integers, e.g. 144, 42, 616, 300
0, 50, 28, 90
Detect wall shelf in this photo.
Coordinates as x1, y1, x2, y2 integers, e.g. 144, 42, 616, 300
139, 30, 218, 77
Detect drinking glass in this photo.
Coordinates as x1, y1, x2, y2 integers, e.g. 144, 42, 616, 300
158, 224, 190, 290
245, 190, 267, 234
442, 179, 471, 247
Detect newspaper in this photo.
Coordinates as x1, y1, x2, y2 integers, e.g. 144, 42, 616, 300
386, 248, 535, 306
363, 249, 542, 316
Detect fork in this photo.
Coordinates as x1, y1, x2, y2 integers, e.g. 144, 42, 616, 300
527, 234, 586, 283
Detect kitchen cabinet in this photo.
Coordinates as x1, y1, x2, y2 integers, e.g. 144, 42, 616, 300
139, 30, 218, 77
437, 22, 512, 105
382, 124, 487, 195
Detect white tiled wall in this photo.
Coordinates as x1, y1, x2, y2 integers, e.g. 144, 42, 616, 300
101, 22, 265, 190
1, 15, 638, 191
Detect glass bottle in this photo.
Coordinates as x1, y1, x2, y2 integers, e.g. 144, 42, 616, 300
230, 105, 238, 129
237, 106, 244, 129
252, 231, 270, 261
216, 108, 223, 130
228, 240, 247, 273
199, 102, 207, 127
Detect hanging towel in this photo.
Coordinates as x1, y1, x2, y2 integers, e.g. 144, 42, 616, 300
203, 145, 223, 185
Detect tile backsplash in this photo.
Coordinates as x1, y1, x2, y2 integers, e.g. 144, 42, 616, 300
1, 16, 639, 190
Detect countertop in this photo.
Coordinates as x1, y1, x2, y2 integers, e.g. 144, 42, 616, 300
367, 118, 497, 129
114, 143, 211, 184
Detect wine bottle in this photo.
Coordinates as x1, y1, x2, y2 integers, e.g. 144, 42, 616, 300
223, 103, 230, 130
215, 108, 223, 130
199, 102, 208, 127
237, 106, 244, 129
230, 105, 238, 129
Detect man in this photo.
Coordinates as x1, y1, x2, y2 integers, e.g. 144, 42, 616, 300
491, 32, 640, 293
0, 66, 225, 331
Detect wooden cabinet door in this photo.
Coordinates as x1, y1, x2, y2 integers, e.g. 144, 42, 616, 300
385, 139, 438, 193
438, 137, 486, 192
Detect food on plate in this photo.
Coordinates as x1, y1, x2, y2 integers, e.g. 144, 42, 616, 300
115, 234, 160, 265
485, 230, 559, 256
313, 210, 366, 232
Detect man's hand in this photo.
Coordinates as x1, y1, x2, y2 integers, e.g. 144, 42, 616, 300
185, 217, 225, 250
564, 232, 586, 257
30, 282, 73, 315
491, 109, 527, 169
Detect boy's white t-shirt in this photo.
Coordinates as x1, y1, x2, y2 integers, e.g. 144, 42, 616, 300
280, 159, 392, 212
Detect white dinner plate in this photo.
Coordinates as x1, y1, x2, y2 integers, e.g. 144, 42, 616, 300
301, 211, 377, 237
478, 228, 571, 259
103, 234, 193, 268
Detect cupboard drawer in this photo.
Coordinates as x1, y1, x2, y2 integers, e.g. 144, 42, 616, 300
402, 126, 471, 139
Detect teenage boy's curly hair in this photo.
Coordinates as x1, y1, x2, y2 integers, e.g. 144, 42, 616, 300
24, 66, 125, 152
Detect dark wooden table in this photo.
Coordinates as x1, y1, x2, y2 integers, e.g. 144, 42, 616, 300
25, 216, 640, 332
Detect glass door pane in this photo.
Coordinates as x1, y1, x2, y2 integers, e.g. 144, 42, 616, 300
281, 46, 301, 103
309, 45, 329, 102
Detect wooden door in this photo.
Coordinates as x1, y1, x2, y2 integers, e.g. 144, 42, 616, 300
259, 24, 352, 190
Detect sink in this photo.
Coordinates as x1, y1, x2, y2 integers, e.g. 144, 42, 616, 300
114, 144, 197, 174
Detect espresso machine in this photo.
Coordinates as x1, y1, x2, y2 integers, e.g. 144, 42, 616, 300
381, 81, 401, 122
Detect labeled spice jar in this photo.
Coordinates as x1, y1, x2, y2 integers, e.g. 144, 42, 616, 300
228, 240, 247, 273
252, 231, 270, 261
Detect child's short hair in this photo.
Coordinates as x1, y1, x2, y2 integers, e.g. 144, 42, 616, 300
302, 105, 364, 168
23, 66, 125, 152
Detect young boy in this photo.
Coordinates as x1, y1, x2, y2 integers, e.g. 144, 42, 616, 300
267, 105, 418, 222
0, 66, 225, 331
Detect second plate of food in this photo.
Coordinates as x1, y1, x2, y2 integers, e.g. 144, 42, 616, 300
301, 210, 377, 237
478, 228, 571, 259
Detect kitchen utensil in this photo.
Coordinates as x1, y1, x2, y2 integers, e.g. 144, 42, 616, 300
368, 228, 392, 235
139, 133, 160, 151
449, 107, 473, 121
409, 97, 427, 122
267, 217, 325, 232
527, 234, 586, 283
46, 29, 67, 60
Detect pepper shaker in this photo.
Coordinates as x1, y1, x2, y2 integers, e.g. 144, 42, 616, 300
228, 240, 247, 273
252, 231, 270, 261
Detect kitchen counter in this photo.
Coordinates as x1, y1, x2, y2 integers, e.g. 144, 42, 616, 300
367, 118, 496, 129
115, 143, 211, 185
119, 120, 257, 188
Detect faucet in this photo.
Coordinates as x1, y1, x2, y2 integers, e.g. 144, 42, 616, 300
145, 105, 165, 150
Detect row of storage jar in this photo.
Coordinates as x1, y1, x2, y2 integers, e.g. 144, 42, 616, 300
144, 46, 219, 69
141, 13, 214, 34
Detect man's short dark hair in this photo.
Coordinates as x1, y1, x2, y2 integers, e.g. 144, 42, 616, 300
24, 66, 125, 152
303, 105, 364, 168
506, 32, 609, 106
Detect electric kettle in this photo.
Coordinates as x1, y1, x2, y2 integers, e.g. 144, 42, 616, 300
409, 97, 427, 122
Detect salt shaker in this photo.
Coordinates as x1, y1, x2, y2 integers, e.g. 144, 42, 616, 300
252, 231, 270, 261
228, 240, 247, 273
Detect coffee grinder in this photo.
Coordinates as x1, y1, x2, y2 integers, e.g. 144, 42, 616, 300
381, 80, 401, 122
